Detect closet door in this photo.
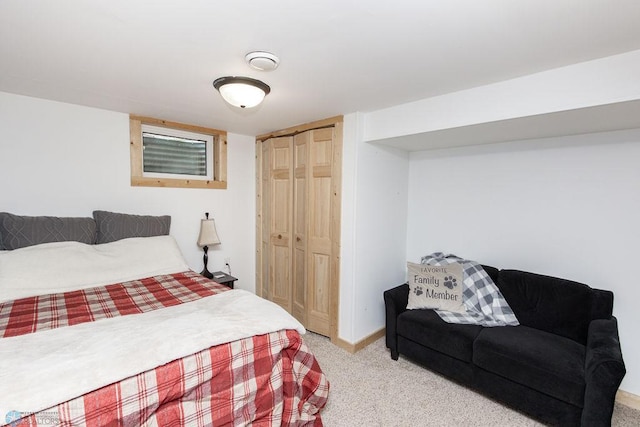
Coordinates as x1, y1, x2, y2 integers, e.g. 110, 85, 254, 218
305, 128, 335, 336
292, 133, 308, 325
258, 139, 270, 298
256, 117, 342, 342
265, 136, 293, 313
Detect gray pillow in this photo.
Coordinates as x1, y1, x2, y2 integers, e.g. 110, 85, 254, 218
0, 212, 97, 250
93, 210, 171, 244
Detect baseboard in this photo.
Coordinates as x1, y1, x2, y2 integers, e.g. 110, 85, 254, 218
616, 390, 640, 410
333, 328, 385, 354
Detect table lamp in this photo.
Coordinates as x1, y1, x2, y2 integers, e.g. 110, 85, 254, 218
197, 212, 221, 279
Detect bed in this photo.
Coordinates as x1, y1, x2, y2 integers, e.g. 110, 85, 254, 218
0, 212, 328, 426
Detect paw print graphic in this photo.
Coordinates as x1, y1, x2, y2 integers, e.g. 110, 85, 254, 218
443, 276, 458, 290
413, 286, 424, 296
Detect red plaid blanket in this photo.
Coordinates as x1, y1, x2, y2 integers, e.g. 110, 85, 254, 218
0, 270, 229, 338
1, 272, 328, 426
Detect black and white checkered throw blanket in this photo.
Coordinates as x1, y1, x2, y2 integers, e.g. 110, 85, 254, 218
420, 253, 519, 327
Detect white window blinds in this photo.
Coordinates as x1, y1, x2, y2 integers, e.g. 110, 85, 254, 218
142, 132, 208, 176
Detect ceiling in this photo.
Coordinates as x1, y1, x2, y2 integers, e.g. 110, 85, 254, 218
2, 0, 640, 137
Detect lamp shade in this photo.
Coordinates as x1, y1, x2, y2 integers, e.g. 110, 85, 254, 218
197, 218, 221, 247
213, 76, 271, 109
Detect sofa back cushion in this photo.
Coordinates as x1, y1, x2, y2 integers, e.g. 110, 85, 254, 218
481, 265, 499, 284
496, 269, 613, 345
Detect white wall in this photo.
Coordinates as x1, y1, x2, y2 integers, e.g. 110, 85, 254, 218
339, 113, 410, 342
406, 129, 640, 395
364, 49, 640, 142
0, 91, 256, 292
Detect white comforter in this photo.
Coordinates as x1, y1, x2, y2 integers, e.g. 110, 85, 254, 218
0, 236, 191, 303
0, 289, 305, 415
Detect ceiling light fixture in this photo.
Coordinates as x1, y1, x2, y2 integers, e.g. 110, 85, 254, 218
213, 76, 271, 109
245, 51, 280, 71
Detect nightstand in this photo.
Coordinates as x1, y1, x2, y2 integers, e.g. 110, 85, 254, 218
211, 271, 237, 289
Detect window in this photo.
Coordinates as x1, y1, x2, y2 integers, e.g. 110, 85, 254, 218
130, 115, 227, 189
141, 125, 211, 178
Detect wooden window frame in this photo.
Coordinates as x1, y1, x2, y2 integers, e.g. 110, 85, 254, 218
130, 115, 227, 189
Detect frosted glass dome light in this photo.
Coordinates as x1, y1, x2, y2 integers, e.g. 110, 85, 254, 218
213, 76, 271, 109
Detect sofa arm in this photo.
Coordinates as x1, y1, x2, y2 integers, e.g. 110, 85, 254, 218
383, 283, 409, 360
581, 317, 626, 427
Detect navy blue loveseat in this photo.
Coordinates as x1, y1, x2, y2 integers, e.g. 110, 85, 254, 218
384, 266, 625, 426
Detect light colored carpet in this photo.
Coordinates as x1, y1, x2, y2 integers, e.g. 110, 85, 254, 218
302, 332, 640, 427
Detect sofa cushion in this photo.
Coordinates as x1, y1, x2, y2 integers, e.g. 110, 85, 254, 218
473, 325, 586, 407
397, 309, 482, 363
496, 269, 596, 345
481, 264, 499, 284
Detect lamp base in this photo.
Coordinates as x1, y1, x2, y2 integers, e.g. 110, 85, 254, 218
201, 245, 213, 279
201, 267, 213, 279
